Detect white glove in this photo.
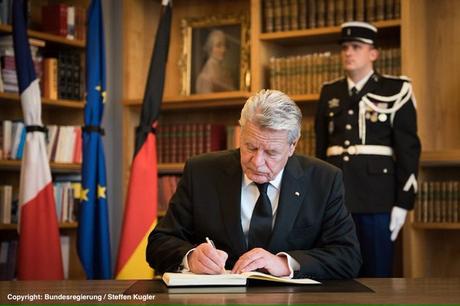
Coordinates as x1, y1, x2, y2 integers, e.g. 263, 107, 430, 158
389, 206, 408, 241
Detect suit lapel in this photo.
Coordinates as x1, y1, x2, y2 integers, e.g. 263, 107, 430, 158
217, 150, 247, 256
268, 156, 305, 251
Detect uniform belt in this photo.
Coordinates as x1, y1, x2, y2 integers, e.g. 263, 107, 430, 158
326, 145, 393, 156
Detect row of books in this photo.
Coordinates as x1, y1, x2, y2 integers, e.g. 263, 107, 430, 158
296, 121, 316, 157
53, 181, 80, 223
157, 123, 228, 164
226, 125, 242, 151
0, 0, 12, 25
41, 49, 84, 101
1, 121, 82, 164
0, 35, 84, 101
0, 178, 80, 225
158, 176, 180, 213
415, 181, 460, 224
268, 47, 400, 95
157, 122, 318, 164
0, 185, 12, 224
41, 3, 86, 41
263, 0, 401, 33
47, 125, 82, 164
0, 36, 43, 94
53, 50, 84, 101
269, 52, 340, 96
0, 236, 73, 280
0, 121, 26, 161
0, 240, 17, 280
372, 47, 401, 76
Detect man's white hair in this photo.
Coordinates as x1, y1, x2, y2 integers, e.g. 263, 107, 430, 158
239, 89, 302, 144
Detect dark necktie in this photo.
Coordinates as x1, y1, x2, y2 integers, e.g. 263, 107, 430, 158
248, 182, 272, 249
350, 86, 358, 102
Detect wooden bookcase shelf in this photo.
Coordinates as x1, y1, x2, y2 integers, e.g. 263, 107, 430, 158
0, 24, 85, 48
0, 92, 85, 109
124, 92, 318, 111
0, 222, 78, 231
420, 150, 460, 167
158, 163, 185, 175
259, 19, 400, 44
412, 222, 460, 230
124, 91, 251, 110
0, 160, 81, 173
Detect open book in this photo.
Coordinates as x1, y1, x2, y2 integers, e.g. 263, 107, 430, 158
162, 271, 320, 287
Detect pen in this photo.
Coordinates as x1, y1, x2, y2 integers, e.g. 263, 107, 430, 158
206, 237, 225, 273
206, 237, 216, 249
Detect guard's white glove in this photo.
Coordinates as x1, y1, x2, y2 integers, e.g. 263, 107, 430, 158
389, 206, 408, 241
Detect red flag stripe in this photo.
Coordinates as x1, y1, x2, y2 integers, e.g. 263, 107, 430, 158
17, 183, 64, 280
116, 133, 158, 273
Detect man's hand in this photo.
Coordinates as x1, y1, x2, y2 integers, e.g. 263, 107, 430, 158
188, 243, 228, 274
231, 248, 290, 277
389, 206, 408, 241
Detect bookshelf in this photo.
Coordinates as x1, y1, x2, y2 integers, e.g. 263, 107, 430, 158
400, 0, 460, 278
0, 24, 86, 48
122, 0, 460, 277
0, 0, 89, 280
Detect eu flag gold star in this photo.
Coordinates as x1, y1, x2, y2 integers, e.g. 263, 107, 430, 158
97, 185, 106, 199
80, 188, 89, 202
95, 85, 106, 103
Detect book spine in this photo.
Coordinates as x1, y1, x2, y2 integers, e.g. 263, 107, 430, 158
264, 0, 275, 33
290, 0, 299, 30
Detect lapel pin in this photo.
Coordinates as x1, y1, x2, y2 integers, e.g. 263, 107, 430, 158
295, 192, 300, 196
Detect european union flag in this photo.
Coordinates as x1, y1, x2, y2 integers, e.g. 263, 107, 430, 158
77, 0, 112, 279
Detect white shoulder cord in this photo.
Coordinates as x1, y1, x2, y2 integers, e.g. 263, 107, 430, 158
358, 82, 413, 144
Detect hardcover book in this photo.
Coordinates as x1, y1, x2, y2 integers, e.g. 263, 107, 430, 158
162, 271, 320, 287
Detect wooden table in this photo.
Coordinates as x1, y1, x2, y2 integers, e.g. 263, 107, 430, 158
0, 278, 459, 304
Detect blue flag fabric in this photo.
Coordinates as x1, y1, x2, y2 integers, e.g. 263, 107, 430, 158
77, 0, 112, 279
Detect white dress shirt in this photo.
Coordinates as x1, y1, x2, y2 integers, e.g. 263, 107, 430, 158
182, 168, 300, 277
347, 69, 374, 93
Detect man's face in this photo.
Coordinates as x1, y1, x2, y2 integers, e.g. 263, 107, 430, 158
240, 121, 296, 184
341, 41, 377, 75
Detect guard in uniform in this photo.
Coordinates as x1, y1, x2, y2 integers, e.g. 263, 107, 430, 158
315, 21, 421, 277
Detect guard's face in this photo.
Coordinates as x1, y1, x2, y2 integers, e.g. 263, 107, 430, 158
341, 41, 378, 75
240, 122, 296, 184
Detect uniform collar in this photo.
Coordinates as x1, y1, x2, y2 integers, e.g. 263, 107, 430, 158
347, 70, 374, 93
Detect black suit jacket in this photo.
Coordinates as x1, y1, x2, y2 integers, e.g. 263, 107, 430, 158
146, 149, 361, 280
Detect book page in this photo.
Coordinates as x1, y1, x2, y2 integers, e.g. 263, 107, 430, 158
162, 270, 320, 286
162, 271, 246, 286
242, 271, 320, 284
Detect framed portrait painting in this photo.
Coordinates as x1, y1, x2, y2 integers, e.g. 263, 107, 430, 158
179, 14, 250, 95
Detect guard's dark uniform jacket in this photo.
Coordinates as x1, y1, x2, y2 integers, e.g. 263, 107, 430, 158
315, 72, 421, 213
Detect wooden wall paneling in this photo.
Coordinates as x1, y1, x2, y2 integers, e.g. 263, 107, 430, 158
122, 0, 160, 100
402, 0, 460, 151
424, 0, 460, 150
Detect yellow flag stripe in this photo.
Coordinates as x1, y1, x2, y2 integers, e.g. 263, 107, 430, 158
116, 221, 157, 280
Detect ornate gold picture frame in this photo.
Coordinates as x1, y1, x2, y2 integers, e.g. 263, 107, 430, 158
179, 14, 250, 96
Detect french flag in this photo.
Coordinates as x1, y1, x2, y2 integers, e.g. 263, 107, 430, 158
13, 0, 64, 280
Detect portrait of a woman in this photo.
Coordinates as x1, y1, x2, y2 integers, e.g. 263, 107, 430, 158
195, 29, 237, 93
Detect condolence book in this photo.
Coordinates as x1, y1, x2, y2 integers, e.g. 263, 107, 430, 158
162, 271, 320, 287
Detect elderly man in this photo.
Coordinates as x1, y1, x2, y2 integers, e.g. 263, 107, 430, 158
147, 89, 361, 280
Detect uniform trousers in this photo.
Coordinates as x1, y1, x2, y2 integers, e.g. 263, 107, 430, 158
352, 213, 393, 277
